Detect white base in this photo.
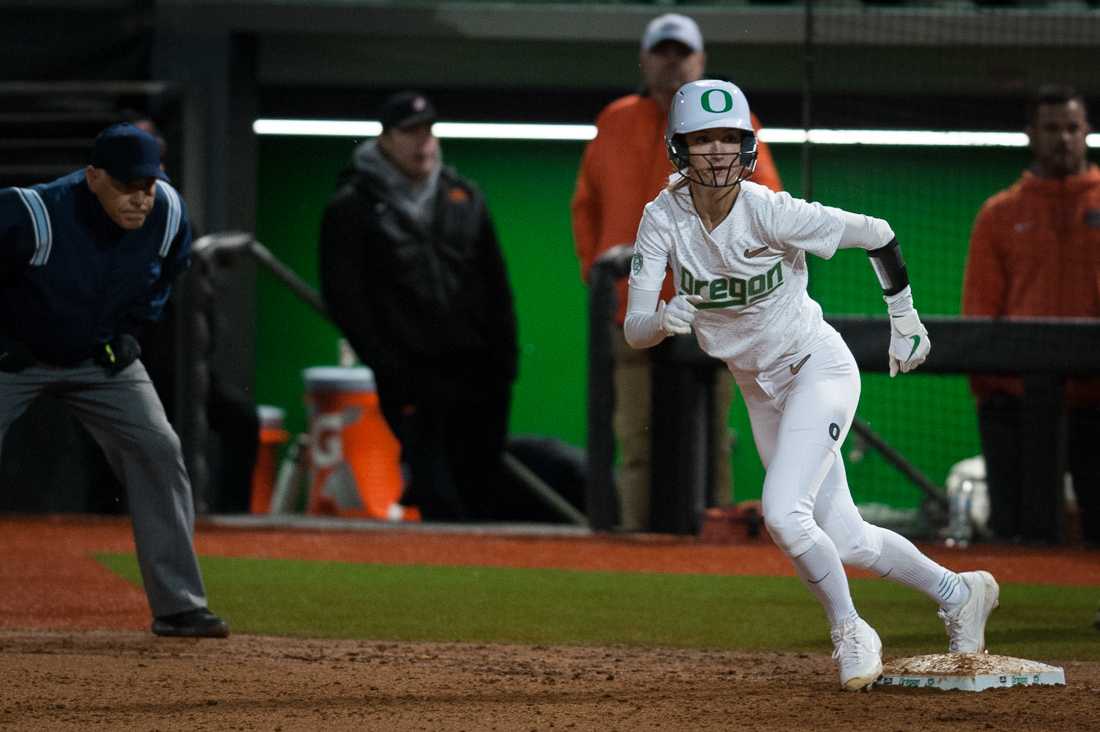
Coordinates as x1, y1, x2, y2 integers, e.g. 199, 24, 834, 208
876, 653, 1065, 692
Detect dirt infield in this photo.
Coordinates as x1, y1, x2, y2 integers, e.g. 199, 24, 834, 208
1, 515, 1098, 731
3, 632, 1099, 732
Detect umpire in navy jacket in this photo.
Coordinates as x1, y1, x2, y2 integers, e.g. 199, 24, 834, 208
319, 92, 519, 521
0, 123, 228, 638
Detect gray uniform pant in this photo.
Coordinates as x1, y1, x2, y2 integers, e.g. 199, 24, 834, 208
0, 359, 207, 618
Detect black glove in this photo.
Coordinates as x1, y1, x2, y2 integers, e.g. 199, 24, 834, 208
95, 334, 142, 376
0, 339, 35, 373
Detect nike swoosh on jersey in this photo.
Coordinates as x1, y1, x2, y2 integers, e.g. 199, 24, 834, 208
789, 353, 811, 375
744, 246, 771, 258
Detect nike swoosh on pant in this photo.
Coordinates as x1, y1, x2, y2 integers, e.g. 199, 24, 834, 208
789, 353, 812, 375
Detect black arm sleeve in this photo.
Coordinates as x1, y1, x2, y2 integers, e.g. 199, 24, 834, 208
318, 188, 408, 380
867, 237, 910, 296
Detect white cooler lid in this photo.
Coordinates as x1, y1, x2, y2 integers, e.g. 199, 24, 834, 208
256, 404, 286, 427
303, 366, 376, 393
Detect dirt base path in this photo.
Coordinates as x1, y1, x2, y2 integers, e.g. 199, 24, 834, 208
1, 515, 1097, 731
2, 632, 1098, 732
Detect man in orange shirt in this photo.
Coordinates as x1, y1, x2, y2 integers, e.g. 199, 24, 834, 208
571, 13, 782, 531
962, 85, 1100, 546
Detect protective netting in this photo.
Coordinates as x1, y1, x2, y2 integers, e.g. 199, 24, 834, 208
783, 5, 1100, 516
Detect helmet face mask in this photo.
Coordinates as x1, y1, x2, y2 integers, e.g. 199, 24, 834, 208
667, 130, 757, 188
666, 80, 758, 188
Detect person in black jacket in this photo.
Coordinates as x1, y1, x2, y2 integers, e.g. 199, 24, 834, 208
0, 123, 228, 638
319, 91, 518, 521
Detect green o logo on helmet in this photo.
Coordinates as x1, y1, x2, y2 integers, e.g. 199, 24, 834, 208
700, 89, 734, 114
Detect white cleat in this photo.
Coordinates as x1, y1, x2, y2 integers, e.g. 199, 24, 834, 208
831, 617, 883, 691
939, 570, 1000, 654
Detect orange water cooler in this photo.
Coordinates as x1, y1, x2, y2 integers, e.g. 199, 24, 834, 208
302, 366, 418, 521
250, 405, 289, 513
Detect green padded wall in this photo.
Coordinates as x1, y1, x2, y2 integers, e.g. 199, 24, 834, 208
255, 136, 1027, 509
254, 137, 589, 451
801, 146, 1024, 510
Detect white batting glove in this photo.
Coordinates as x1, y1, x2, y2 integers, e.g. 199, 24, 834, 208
888, 309, 930, 377
660, 294, 703, 336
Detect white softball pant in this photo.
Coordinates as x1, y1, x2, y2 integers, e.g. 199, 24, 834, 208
735, 329, 885, 568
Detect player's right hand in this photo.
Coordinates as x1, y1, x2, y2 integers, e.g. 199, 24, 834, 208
660, 294, 703, 336
0, 340, 36, 373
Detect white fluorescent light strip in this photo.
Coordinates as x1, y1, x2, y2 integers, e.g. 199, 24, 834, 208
433, 122, 595, 140
253, 119, 1100, 148
251, 119, 594, 140
761, 128, 1029, 147
253, 119, 383, 137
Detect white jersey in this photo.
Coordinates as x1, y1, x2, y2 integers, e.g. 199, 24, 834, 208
630, 180, 846, 374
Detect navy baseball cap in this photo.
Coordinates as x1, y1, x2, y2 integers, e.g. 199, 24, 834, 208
378, 91, 437, 132
91, 123, 169, 183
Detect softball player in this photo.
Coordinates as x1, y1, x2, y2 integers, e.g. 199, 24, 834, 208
625, 80, 998, 691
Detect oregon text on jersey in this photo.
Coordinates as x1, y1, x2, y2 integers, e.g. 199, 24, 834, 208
678, 261, 783, 309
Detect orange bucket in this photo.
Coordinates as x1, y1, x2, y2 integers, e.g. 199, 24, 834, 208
302, 367, 418, 521
250, 405, 289, 514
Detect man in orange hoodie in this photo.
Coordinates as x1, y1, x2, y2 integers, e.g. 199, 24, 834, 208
571, 13, 782, 531
962, 85, 1100, 546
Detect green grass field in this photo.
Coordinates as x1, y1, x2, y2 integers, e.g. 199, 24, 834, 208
99, 554, 1098, 662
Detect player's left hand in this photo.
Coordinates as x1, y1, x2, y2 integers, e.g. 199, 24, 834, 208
888, 310, 930, 377
95, 334, 142, 376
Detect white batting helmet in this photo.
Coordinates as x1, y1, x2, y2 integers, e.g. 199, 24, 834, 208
666, 79, 758, 185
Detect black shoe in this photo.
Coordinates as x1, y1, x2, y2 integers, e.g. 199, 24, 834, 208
151, 608, 230, 638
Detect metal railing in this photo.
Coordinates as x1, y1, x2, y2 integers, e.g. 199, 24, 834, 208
188, 231, 586, 526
